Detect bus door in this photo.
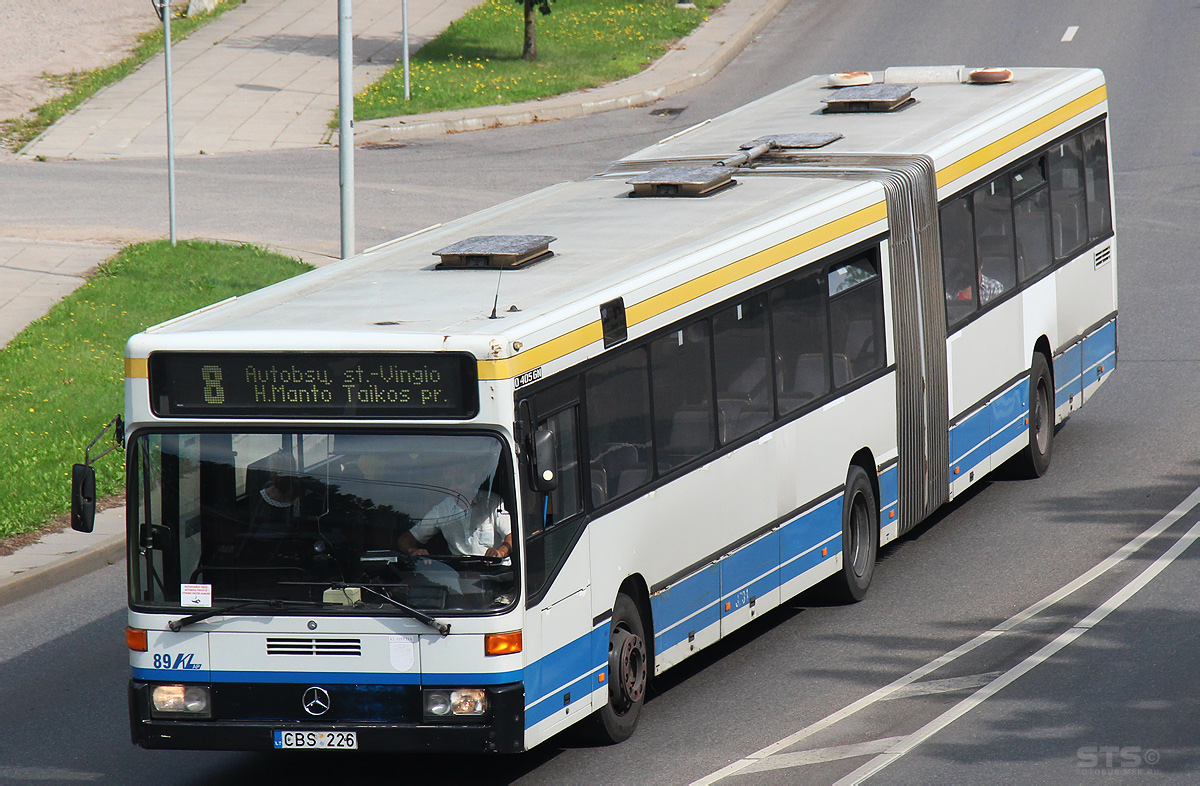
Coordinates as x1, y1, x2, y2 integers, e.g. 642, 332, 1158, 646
517, 381, 596, 731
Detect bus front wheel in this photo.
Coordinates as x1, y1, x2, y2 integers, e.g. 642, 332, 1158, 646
823, 465, 878, 603
584, 593, 648, 744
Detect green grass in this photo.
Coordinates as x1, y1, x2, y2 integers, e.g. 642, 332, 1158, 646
355, 0, 724, 121
0, 0, 242, 153
0, 241, 311, 538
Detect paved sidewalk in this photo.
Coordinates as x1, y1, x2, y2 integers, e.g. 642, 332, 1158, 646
0, 239, 118, 346
22, 0, 482, 160
0, 0, 788, 605
21, 0, 785, 161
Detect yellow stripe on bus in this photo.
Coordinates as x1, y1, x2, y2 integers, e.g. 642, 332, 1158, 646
481, 87, 1108, 385
478, 201, 888, 381
936, 85, 1106, 189
125, 357, 149, 379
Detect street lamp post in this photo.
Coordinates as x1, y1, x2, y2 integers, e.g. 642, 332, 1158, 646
338, 0, 355, 259
154, 0, 178, 246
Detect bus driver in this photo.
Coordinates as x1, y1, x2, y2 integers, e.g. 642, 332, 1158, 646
397, 463, 513, 560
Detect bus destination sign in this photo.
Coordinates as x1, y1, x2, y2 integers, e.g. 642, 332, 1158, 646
149, 352, 479, 418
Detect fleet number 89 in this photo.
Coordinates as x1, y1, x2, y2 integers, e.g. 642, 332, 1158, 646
201, 365, 225, 404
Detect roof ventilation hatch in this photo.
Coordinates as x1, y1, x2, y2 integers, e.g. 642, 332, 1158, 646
434, 235, 556, 269
822, 84, 916, 113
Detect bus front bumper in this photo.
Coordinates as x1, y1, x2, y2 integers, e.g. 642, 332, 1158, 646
129, 681, 525, 753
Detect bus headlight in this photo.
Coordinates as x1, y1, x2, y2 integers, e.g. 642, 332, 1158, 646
150, 684, 211, 718
423, 688, 487, 719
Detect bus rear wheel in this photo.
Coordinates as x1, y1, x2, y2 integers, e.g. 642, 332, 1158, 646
822, 465, 878, 603
584, 593, 648, 744
1012, 353, 1054, 479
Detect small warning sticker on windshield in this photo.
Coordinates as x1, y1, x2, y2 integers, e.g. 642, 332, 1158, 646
181, 584, 213, 608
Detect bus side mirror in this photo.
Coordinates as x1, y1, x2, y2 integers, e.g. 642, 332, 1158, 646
71, 463, 97, 533
531, 429, 559, 493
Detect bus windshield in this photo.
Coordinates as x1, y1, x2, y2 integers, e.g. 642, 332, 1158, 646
129, 431, 517, 615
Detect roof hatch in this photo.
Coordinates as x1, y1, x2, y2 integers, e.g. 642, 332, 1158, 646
626, 164, 735, 197
822, 84, 916, 113
434, 235, 556, 269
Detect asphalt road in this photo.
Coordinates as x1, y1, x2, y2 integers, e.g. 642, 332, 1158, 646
3, 0, 1200, 783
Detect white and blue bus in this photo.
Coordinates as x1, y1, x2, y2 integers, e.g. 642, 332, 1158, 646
72, 65, 1116, 752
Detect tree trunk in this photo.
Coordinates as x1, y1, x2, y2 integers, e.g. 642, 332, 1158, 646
523, 0, 538, 60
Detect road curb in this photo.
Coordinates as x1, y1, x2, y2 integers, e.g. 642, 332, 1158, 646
355, 0, 789, 145
0, 533, 125, 608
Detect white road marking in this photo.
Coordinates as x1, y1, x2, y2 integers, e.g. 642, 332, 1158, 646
692, 486, 1200, 785
739, 737, 907, 774
881, 672, 1003, 700
836, 518, 1200, 784
1062, 25, 1079, 42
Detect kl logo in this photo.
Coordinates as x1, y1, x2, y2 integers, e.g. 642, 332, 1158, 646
173, 653, 202, 670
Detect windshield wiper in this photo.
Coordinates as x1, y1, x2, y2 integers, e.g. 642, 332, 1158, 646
168, 597, 323, 632
350, 584, 451, 636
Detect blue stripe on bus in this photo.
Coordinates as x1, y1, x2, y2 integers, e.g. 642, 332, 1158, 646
138, 669, 523, 686
523, 624, 608, 729
1056, 342, 1083, 410
950, 405, 994, 476
779, 495, 842, 585
131, 668, 431, 685
950, 377, 1030, 478
879, 463, 899, 519
652, 564, 721, 654
720, 532, 779, 614
523, 628, 594, 705
1082, 318, 1117, 381
989, 383, 1027, 456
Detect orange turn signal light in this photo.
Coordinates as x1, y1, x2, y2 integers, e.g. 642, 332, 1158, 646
126, 627, 148, 652
484, 631, 523, 656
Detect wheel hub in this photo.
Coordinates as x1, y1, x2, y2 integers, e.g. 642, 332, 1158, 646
609, 627, 647, 709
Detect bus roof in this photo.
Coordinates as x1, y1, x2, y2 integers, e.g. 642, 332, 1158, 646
130, 67, 1105, 371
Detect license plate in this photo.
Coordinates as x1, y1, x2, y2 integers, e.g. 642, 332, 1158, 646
273, 730, 358, 750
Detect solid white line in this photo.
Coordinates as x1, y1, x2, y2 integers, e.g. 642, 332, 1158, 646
1062, 25, 1079, 42
836, 519, 1200, 785
691, 485, 1200, 785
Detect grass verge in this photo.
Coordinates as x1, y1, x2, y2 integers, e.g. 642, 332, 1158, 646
355, 0, 724, 121
0, 240, 311, 539
0, 0, 242, 153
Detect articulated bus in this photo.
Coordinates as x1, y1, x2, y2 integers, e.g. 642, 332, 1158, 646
72, 66, 1116, 752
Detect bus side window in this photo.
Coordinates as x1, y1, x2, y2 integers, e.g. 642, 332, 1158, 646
1048, 133, 1088, 259
972, 177, 1017, 303
713, 294, 772, 444
827, 255, 886, 385
585, 348, 653, 504
524, 404, 585, 603
540, 407, 582, 526
1083, 124, 1112, 242
940, 196, 977, 327
771, 271, 829, 415
651, 319, 715, 475
1013, 157, 1053, 282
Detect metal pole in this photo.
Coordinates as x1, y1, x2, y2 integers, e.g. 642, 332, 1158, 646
338, 0, 355, 259
162, 0, 177, 246
403, 0, 410, 100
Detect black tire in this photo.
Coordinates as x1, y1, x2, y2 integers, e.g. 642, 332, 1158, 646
583, 593, 648, 744
1012, 353, 1054, 479
822, 465, 878, 603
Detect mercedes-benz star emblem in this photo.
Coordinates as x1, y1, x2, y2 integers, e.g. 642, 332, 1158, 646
302, 686, 331, 716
